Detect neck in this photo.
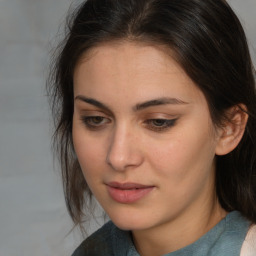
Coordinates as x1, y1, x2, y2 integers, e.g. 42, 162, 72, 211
132, 197, 227, 256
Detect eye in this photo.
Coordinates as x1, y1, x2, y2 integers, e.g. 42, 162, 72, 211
80, 116, 110, 129
145, 118, 177, 132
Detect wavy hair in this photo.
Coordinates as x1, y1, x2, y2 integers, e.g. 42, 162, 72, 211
47, 0, 256, 227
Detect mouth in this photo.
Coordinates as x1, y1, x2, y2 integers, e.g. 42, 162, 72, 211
106, 182, 155, 203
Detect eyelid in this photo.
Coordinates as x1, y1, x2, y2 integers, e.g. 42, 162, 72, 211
79, 113, 112, 130
142, 112, 178, 121
144, 118, 178, 132
76, 101, 115, 119
78, 109, 110, 116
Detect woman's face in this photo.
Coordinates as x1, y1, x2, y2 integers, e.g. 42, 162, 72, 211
72, 42, 221, 232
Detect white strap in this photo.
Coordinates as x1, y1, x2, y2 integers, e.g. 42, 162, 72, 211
240, 224, 256, 256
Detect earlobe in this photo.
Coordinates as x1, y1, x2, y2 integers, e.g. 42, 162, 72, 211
215, 104, 248, 156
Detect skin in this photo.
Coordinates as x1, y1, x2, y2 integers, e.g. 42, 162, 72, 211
72, 42, 228, 256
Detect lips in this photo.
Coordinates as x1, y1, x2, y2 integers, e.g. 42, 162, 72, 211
106, 182, 155, 203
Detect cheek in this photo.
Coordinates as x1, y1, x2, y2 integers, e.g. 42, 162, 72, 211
72, 125, 105, 180
146, 126, 216, 182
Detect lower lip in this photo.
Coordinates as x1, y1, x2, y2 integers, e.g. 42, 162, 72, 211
107, 186, 154, 203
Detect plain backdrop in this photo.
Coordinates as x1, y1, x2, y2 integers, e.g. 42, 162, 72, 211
0, 0, 255, 255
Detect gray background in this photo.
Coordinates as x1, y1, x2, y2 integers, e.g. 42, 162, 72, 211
0, 0, 255, 255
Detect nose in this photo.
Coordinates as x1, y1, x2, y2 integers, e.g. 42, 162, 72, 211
106, 125, 143, 172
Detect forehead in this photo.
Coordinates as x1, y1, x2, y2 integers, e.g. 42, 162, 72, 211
73, 41, 205, 106
76, 41, 182, 76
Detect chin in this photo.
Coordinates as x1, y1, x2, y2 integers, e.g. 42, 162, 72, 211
113, 219, 149, 231
107, 208, 154, 231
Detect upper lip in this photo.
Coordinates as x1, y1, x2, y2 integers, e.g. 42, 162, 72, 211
107, 181, 154, 189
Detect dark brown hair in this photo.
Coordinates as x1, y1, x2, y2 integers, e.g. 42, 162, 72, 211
47, 0, 256, 227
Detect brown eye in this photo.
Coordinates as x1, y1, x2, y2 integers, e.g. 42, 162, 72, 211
80, 116, 110, 129
89, 116, 105, 124
152, 119, 168, 126
145, 119, 177, 132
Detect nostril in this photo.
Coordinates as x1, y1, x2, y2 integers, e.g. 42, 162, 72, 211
106, 145, 143, 171
106, 128, 144, 171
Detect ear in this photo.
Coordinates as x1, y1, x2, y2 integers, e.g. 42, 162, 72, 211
215, 104, 248, 156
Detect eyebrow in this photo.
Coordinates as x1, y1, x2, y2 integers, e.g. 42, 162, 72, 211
75, 95, 112, 113
75, 95, 188, 112
134, 97, 189, 111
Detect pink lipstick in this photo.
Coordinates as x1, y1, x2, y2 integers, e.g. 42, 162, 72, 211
106, 182, 154, 203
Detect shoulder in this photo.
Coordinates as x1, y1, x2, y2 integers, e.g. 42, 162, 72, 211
240, 224, 256, 256
71, 221, 116, 256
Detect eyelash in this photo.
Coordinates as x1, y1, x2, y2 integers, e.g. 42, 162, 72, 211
80, 116, 110, 130
80, 116, 177, 132
144, 119, 177, 132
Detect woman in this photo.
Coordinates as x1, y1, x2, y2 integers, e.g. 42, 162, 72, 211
47, 0, 256, 255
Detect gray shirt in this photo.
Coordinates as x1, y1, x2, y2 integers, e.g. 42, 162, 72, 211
72, 211, 250, 256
